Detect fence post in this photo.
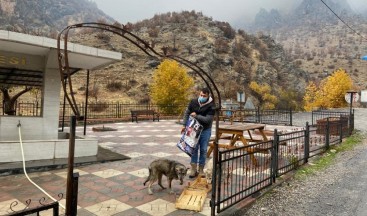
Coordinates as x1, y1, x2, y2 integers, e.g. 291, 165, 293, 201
289, 108, 293, 126
349, 110, 354, 135
339, 114, 343, 143
66, 116, 76, 216
325, 117, 330, 150
71, 172, 79, 215
257, 106, 261, 123
311, 111, 314, 125
271, 129, 278, 182
304, 122, 310, 164
217, 152, 223, 214
116, 102, 119, 118
53, 202, 59, 216
119, 102, 122, 118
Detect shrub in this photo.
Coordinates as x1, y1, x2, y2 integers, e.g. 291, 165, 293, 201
327, 65, 335, 69
214, 38, 229, 53
148, 27, 159, 37
215, 21, 236, 39
106, 81, 123, 92
96, 31, 111, 43
294, 60, 302, 66
232, 40, 251, 57
89, 102, 108, 112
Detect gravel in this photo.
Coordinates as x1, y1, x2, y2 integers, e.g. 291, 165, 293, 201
243, 108, 367, 216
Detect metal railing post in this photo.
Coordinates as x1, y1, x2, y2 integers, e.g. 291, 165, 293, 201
290, 108, 293, 126
257, 106, 261, 123
271, 129, 278, 182
325, 117, 330, 150
349, 110, 354, 135
339, 114, 343, 143
54, 202, 60, 216
211, 106, 220, 216
71, 172, 79, 215
66, 116, 77, 216
304, 122, 310, 164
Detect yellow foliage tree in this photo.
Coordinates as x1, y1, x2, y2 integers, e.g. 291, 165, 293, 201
277, 88, 303, 111
249, 81, 278, 109
150, 59, 194, 114
303, 81, 320, 111
303, 68, 353, 111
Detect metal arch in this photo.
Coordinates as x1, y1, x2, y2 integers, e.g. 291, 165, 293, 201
57, 22, 222, 215
57, 22, 221, 115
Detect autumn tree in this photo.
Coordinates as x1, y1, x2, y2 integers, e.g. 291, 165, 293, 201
303, 68, 353, 111
249, 81, 277, 109
150, 59, 194, 114
277, 88, 303, 111
303, 81, 320, 111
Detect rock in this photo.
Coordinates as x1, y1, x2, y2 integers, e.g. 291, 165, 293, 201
222, 58, 233, 66
146, 59, 160, 68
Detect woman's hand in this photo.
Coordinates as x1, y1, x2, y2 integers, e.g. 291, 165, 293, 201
181, 126, 185, 134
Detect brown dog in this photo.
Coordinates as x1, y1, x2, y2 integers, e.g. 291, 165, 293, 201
143, 159, 188, 195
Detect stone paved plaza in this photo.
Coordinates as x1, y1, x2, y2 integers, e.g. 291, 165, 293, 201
0, 120, 214, 216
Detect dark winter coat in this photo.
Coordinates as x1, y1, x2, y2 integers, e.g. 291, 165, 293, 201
183, 97, 215, 129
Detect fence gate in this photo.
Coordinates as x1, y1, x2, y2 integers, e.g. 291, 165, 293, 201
213, 139, 274, 213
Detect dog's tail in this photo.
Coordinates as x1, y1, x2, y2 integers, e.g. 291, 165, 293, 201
143, 167, 152, 186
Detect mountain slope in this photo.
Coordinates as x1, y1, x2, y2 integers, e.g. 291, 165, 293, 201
249, 0, 367, 89
0, 2, 309, 108
0, 0, 113, 35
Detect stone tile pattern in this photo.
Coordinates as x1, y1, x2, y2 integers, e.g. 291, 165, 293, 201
0, 120, 214, 215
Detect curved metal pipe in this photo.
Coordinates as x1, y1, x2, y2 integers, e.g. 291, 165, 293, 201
57, 22, 222, 214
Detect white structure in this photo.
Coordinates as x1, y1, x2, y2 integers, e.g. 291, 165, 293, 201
0, 30, 122, 162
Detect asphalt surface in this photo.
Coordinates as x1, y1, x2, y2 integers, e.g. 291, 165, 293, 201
245, 108, 367, 216
297, 136, 367, 216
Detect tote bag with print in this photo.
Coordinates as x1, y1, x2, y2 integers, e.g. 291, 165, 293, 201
176, 116, 203, 157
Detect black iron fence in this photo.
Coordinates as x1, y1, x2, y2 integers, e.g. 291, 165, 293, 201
219, 108, 293, 125
214, 111, 354, 214
217, 140, 273, 212
2, 101, 352, 129
1, 101, 186, 120
1, 101, 41, 116
7, 199, 59, 216
59, 102, 187, 120
311, 110, 350, 125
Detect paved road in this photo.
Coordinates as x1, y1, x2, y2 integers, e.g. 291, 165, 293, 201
306, 108, 367, 216
298, 140, 367, 216
245, 108, 367, 216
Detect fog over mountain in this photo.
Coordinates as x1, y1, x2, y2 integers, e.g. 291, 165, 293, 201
93, 0, 367, 28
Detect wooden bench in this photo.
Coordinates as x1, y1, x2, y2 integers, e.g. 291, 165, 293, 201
130, 110, 159, 123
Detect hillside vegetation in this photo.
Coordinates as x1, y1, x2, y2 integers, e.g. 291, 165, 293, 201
250, 0, 367, 89
68, 11, 309, 109
3, 0, 364, 110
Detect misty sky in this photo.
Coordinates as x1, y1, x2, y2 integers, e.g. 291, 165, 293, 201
92, 0, 367, 27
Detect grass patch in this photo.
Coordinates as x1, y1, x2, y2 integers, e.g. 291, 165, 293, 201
295, 132, 364, 179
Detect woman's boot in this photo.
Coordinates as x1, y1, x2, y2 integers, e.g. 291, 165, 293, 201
198, 165, 205, 177
189, 163, 198, 178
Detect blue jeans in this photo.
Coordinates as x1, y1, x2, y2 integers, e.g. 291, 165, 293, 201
191, 127, 211, 166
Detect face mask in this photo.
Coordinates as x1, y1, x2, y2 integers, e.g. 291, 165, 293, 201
199, 96, 208, 103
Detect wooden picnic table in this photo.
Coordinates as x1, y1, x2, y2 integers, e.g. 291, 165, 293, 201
207, 123, 269, 158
